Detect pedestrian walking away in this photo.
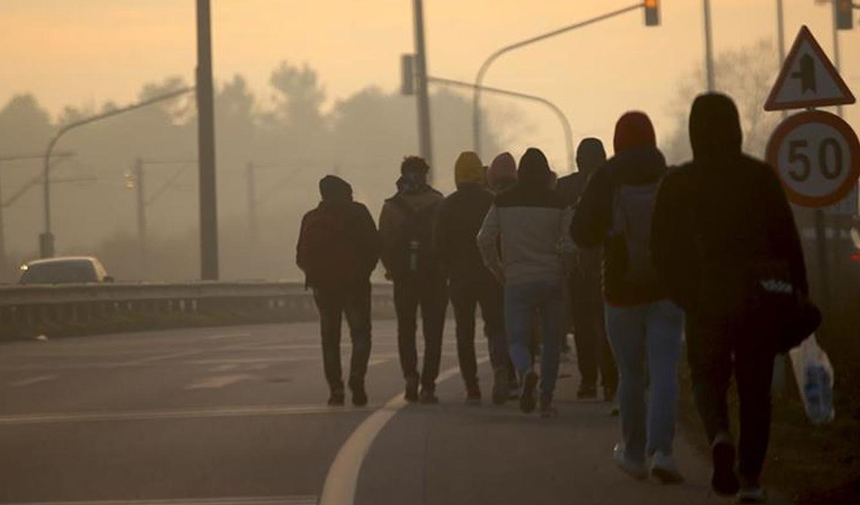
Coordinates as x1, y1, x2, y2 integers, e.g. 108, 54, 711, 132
557, 138, 618, 403
379, 156, 448, 405
652, 93, 810, 503
571, 112, 684, 484
434, 151, 509, 404
478, 148, 574, 418
296, 175, 380, 407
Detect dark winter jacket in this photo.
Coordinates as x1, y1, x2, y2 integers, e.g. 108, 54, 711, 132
570, 145, 669, 306
434, 183, 496, 287
378, 182, 444, 279
651, 94, 808, 315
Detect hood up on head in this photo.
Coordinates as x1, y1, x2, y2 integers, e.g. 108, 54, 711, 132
487, 152, 517, 190
454, 151, 485, 187
614, 112, 656, 155
576, 138, 607, 175
517, 148, 552, 188
319, 175, 353, 202
689, 93, 743, 161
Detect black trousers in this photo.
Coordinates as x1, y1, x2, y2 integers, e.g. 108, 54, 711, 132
686, 315, 775, 481
569, 274, 617, 392
393, 274, 448, 390
313, 281, 372, 393
449, 274, 507, 387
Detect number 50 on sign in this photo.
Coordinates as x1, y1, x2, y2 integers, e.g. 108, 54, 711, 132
766, 111, 860, 208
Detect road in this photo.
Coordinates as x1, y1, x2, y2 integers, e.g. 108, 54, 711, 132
1, 320, 743, 505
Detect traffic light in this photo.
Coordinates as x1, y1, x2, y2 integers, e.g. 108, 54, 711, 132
836, 0, 854, 30
644, 0, 660, 27
400, 54, 415, 96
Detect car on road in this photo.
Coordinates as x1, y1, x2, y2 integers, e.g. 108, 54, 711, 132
19, 256, 114, 285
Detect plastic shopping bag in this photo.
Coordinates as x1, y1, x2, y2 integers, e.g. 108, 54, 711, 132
789, 334, 835, 424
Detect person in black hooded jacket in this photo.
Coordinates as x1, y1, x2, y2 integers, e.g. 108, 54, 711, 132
297, 175, 380, 407
651, 93, 808, 502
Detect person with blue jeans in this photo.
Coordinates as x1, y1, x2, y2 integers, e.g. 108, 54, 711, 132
478, 148, 573, 417
571, 112, 684, 483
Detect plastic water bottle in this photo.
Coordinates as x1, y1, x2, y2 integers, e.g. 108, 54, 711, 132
409, 240, 419, 272
803, 364, 835, 424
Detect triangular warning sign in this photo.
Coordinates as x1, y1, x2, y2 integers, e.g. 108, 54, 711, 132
764, 26, 855, 111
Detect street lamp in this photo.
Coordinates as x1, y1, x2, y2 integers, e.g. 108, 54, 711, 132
472, 3, 647, 159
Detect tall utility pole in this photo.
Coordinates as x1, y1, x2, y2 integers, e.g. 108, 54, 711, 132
133, 158, 147, 272
412, 0, 434, 178
831, 1, 844, 118
703, 0, 716, 91
0, 163, 6, 274
196, 0, 219, 280
246, 162, 258, 247
776, 0, 787, 121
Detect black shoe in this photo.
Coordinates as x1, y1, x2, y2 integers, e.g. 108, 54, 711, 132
419, 387, 439, 405
539, 395, 557, 418
349, 378, 368, 407
328, 391, 345, 407
603, 385, 617, 403
404, 375, 419, 403
711, 437, 740, 497
465, 383, 481, 404
520, 370, 538, 414
492, 370, 509, 405
577, 383, 598, 400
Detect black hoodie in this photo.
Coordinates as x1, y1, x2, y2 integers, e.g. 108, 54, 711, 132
651, 94, 808, 315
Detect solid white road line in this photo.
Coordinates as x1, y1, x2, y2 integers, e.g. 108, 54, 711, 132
0, 496, 316, 505
318, 357, 490, 505
185, 374, 257, 390
9, 375, 57, 387
0, 404, 378, 425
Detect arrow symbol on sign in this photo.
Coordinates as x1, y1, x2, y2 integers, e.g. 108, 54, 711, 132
791, 54, 817, 94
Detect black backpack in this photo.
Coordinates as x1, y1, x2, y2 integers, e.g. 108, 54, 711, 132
385, 196, 437, 277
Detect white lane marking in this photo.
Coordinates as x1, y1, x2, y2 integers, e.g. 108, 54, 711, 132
204, 333, 252, 340
210, 364, 241, 372
185, 374, 257, 390
9, 375, 57, 387
318, 357, 490, 505
0, 496, 316, 505
0, 404, 379, 426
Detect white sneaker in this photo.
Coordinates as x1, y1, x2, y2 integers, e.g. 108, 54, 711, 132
613, 443, 648, 480
650, 451, 685, 484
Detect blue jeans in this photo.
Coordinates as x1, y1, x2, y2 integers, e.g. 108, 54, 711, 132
505, 279, 565, 397
605, 300, 683, 463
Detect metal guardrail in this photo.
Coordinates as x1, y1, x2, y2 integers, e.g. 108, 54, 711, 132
0, 282, 395, 341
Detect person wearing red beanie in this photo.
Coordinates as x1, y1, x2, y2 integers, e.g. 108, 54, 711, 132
571, 112, 684, 484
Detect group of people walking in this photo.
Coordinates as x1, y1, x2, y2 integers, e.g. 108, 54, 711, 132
296, 93, 809, 504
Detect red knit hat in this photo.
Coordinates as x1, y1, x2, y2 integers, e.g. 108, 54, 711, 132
613, 111, 656, 154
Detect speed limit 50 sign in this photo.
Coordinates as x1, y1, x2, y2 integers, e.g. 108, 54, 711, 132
766, 110, 860, 208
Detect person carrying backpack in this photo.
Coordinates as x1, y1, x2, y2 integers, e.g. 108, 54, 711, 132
296, 175, 380, 407
477, 148, 573, 417
571, 112, 684, 484
379, 156, 447, 404
652, 94, 810, 503
434, 151, 508, 404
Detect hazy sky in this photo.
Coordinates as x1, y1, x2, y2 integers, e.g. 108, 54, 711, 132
1, 0, 857, 168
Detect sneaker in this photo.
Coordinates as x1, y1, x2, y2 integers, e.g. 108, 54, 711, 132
328, 390, 345, 407
404, 375, 419, 403
492, 370, 509, 405
349, 378, 368, 407
539, 395, 557, 418
613, 443, 648, 480
650, 451, 684, 484
577, 383, 598, 400
465, 383, 482, 404
520, 370, 538, 414
609, 403, 620, 417
737, 486, 767, 504
419, 387, 439, 405
711, 435, 740, 497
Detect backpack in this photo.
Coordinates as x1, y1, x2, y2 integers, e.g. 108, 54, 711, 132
385, 196, 437, 277
299, 204, 363, 287
611, 183, 660, 286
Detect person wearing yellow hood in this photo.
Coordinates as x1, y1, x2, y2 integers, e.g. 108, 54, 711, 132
433, 151, 509, 404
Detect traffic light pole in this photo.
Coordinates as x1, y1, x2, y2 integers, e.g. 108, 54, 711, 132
703, 0, 716, 92
832, 1, 844, 117
471, 3, 644, 160
412, 0, 434, 180
134, 158, 147, 273
246, 162, 258, 247
196, 0, 220, 280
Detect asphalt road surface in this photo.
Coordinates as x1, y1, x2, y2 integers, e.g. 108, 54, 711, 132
0, 321, 756, 505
